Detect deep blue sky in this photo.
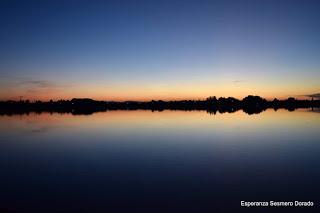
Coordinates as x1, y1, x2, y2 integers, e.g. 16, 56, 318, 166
1, 0, 320, 100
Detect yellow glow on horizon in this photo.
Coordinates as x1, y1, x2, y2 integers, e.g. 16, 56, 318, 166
0, 78, 318, 101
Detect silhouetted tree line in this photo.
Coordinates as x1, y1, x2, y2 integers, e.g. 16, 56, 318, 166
0, 96, 319, 115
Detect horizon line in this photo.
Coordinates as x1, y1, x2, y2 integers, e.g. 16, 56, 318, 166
1, 95, 318, 102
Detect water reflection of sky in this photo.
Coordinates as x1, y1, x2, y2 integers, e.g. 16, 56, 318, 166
1, 109, 319, 143
0, 110, 319, 212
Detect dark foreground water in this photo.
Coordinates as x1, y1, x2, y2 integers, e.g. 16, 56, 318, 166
0, 109, 319, 212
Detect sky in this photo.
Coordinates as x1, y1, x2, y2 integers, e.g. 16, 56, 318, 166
0, 0, 320, 101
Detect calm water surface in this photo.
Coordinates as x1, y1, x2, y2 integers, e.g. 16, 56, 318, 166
0, 109, 319, 212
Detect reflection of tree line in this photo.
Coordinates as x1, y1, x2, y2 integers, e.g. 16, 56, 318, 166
0, 96, 319, 115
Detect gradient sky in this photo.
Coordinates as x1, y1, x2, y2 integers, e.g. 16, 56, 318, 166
0, 0, 320, 101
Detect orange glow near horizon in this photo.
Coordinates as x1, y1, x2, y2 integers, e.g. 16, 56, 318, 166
0, 91, 309, 102
1, 82, 318, 101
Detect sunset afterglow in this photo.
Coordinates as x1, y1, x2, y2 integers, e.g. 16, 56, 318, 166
0, 0, 319, 100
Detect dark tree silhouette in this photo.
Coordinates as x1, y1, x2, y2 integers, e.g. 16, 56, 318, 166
0, 95, 319, 116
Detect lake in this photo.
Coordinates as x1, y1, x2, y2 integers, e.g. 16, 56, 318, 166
0, 109, 319, 212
